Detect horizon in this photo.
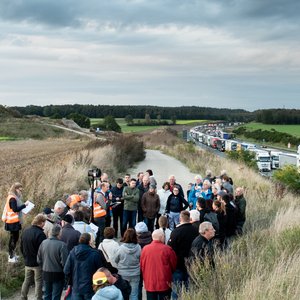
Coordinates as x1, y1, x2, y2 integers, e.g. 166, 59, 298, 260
0, 1, 300, 110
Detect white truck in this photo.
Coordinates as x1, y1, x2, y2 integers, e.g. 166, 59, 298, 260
248, 149, 271, 172
279, 152, 298, 168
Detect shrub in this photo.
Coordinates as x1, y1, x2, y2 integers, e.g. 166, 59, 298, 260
273, 165, 300, 193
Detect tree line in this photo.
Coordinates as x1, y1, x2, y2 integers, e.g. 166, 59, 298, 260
255, 109, 300, 124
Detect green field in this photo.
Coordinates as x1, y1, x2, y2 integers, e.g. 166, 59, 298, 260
0, 136, 16, 141
242, 122, 300, 138
91, 118, 208, 133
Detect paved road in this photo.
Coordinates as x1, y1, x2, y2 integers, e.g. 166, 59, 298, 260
130, 149, 198, 193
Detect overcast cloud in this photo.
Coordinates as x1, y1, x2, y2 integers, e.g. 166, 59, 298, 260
0, 0, 299, 110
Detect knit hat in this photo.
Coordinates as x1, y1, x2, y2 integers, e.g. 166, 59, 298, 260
135, 222, 148, 233
93, 271, 107, 285
149, 184, 156, 190
43, 207, 54, 215
63, 214, 73, 224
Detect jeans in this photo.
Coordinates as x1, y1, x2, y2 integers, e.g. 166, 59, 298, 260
123, 275, 140, 300
112, 205, 124, 237
21, 266, 43, 300
94, 216, 106, 248
146, 289, 171, 300
144, 217, 155, 233
122, 210, 137, 235
171, 269, 189, 300
168, 212, 180, 231
43, 279, 64, 300
71, 293, 94, 300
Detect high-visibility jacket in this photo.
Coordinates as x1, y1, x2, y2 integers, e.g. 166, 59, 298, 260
69, 194, 81, 208
93, 192, 107, 218
2, 196, 19, 224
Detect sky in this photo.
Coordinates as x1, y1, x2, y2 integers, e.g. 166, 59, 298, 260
0, 0, 299, 111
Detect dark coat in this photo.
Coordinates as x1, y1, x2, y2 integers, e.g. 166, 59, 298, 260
60, 223, 81, 252
114, 274, 132, 300
189, 235, 214, 268
225, 203, 238, 237
168, 223, 198, 272
21, 225, 47, 267
64, 244, 106, 295
165, 194, 188, 213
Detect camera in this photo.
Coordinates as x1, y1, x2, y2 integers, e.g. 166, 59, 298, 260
88, 168, 101, 178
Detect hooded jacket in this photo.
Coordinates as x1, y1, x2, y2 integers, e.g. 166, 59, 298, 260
92, 285, 123, 300
64, 244, 106, 295
114, 243, 141, 277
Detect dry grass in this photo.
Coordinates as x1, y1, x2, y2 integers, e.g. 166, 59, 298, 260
151, 140, 300, 300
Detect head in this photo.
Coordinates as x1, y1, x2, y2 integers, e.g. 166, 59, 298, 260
62, 214, 74, 226
31, 214, 46, 228
152, 229, 165, 243
101, 182, 109, 193
51, 224, 62, 238
169, 175, 176, 185
101, 173, 109, 182
202, 180, 211, 190
213, 200, 226, 215
212, 184, 220, 195
79, 190, 88, 202
158, 215, 168, 229
189, 210, 200, 223
194, 175, 202, 185
129, 178, 137, 189
74, 210, 84, 222
172, 185, 180, 196
205, 199, 214, 212
121, 228, 137, 244
179, 210, 190, 224
79, 232, 91, 245
54, 201, 66, 215
217, 190, 227, 201
98, 267, 117, 284
145, 169, 153, 176
149, 184, 156, 194
43, 207, 53, 216
116, 178, 123, 188
137, 172, 144, 181
162, 182, 170, 191
92, 270, 109, 292
104, 227, 115, 239
142, 176, 149, 186
199, 222, 215, 240
222, 194, 231, 205
196, 197, 206, 210
135, 222, 148, 234
9, 182, 23, 197
235, 187, 244, 197
222, 175, 229, 183
124, 174, 131, 183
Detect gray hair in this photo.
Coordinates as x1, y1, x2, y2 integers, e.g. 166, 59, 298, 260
152, 229, 164, 242
199, 222, 213, 234
203, 180, 211, 187
54, 201, 66, 210
189, 209, 200, 222
51, 224, 62, 237
194, 174, 202, 181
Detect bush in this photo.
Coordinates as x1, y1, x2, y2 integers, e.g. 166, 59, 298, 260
67, 113, 90, 128
273, 165, 300, 193
227, 150, 257, 170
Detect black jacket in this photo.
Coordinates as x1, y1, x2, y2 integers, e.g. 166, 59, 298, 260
225, 203, 238, 237
60, 223, 81, 252
114, 274, 132, 300
165, 194, 188, 213
21, 225, 47, 267
168, 223, 198, 272
189, 235, 214, 268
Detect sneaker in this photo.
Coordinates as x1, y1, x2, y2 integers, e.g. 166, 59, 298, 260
8, 256, 18, 263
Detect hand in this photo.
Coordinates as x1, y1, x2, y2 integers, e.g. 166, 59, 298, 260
25, 201, 30, 206
116, 197, 120, 201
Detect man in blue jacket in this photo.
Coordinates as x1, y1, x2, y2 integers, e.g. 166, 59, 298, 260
64, 232, 106, 300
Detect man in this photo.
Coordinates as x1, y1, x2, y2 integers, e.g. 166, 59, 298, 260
111, 178, 125, 237
222, 175, 234, 194
93, 182, 109, 246
122, 178, 139, 234
20, 214, 47, 300
99, 267, 132, 300
64, 233, 106, 300
168, 175, 184, 198
137, 175, 150, 222
189, 209, 201, 231
123, 174, 131, 187
60, 214, 81, 252
141, 185, 160, 233
52, 200, 66, 224
234, 187, 247, 234
141, 230, 177, 300
189, 221, 215, 268
136, 172, 144, 187
168, 211, 198, 299
37, 224, 68, 300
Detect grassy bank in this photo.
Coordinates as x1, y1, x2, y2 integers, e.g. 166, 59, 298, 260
155, 141, 300, 299
0, 136, 144, 298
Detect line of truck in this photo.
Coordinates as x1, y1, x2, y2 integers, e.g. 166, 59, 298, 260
189, 126, 300, 172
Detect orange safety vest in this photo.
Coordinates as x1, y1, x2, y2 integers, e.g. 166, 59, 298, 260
1, 196, 19, 224
93, 192, 107, 218
69, 194, 81, 208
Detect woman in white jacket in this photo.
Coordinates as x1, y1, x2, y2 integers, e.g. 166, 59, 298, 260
156, 182, 171, 228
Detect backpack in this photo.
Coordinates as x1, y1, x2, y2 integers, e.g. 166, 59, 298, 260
204, 212, 219, 233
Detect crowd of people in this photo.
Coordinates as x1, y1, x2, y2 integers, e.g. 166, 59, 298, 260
2, 168, 246, 300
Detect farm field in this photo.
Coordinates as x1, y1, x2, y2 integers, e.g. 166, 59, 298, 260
242, 122, 300, 138
91, 118, 208, 133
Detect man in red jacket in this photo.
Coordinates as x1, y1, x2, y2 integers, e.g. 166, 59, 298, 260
140, 229, 177, 300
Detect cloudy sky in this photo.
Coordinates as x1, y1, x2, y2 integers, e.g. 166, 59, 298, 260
0, 0, 299, 111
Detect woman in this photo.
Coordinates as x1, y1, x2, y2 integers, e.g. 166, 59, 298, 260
158, 215, 172, 244
188, 175, 203, 209
156, 182, 171, 229
200, 180, 213, 200
2, 182, 28, 263
213, 200, 227, 250
114, 228, 141, 300
165, 185, 189, 230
